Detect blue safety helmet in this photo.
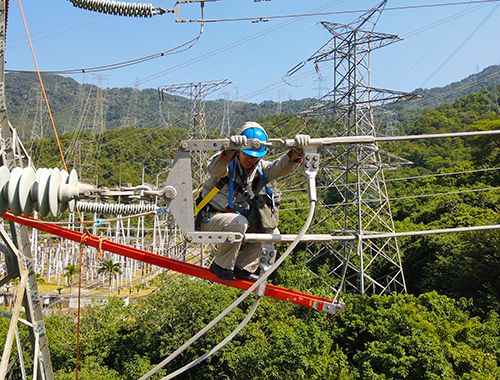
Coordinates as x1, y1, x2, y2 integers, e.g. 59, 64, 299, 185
238, 122, 268, 158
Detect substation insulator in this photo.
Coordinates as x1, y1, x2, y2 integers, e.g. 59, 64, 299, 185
0, 165, 88, 217
77, 201, 157, 215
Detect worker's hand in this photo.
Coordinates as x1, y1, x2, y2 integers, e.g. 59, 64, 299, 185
294, 134, 310, 147
230, 135, 248, 146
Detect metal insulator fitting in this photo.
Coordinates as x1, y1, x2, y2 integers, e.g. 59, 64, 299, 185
163, 186, 176, 201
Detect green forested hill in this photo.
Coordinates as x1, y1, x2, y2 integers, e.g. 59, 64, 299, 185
28, 81, 500, 321
7, 65, 500, 141
380, 87, 500, 315
5, 69, 500, 379
385, 64, 500, 123
5, 72, 314, 140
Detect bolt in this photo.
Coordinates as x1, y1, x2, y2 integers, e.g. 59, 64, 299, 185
186, 235, 193, 242
163, 187, 176, 200
227, 234, 234, 242
181, 142, 189, 150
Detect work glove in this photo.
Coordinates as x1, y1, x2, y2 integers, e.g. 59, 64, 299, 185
230, 135, 248, 146
294, 134, 310, 147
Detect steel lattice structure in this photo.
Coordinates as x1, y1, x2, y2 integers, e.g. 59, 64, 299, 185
0, 1, 54, 377
294, 1, 420, 295
158, 79, 232, 185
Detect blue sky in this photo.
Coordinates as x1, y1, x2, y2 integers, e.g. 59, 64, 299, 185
5, 0, 500, 103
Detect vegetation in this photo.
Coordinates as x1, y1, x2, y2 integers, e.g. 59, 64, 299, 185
98, 260, 122, 296
64, 263, 79, 295
31, 277, 500, 379
3, 69, 500, 378
5, 72, 314, 141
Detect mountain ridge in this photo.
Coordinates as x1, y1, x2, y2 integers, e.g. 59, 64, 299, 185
5, 65, 500, 139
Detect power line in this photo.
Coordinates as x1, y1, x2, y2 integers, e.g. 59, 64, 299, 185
279, 185, 500, 212
169, 0, 500, 23
421, 2, 500, 87
6, 23, 205, 75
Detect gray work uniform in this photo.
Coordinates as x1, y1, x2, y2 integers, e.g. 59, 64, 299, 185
200, 150, 298, 272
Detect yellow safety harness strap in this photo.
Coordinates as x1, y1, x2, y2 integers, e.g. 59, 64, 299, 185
194, 176, 229, 216
194, 186, 219, 216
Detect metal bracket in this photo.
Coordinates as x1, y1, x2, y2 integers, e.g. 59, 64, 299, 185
163, 148, 195, 233
321, 300, 346, 315
256, 243, 276, 296
179, 138, 267, 152
302, 148, 320, 202
184, 232, 242, 244
259, 243, 276, 272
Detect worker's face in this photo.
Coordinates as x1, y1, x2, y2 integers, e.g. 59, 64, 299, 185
239, 151, 260, 169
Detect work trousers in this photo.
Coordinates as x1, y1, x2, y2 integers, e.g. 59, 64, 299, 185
200, 212, 278, 273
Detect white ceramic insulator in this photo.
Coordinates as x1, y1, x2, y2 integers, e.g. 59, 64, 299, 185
58, 169, 70, 214
0, 165, 83, 218
19, 167, 36, 216
0, 166, 10, 215
7, 167, 23, 216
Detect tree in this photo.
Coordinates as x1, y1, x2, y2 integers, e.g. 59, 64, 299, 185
43, 278, 500, 380
98, 260, 122, 296
64, 264, 79, 295
35, 272, 45, 285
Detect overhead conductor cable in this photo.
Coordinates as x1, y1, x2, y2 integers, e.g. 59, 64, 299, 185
139, 150, 327, 380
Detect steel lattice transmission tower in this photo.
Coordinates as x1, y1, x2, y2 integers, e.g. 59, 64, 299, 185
220, 91, 232, 137
159, 79, 232, 184
92, 74, 108, 135
30, 86, 46, 141
292, 1, 420, 295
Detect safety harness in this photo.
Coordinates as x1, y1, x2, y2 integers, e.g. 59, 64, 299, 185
228, 161, 275, 213
194, 160, 275, 230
